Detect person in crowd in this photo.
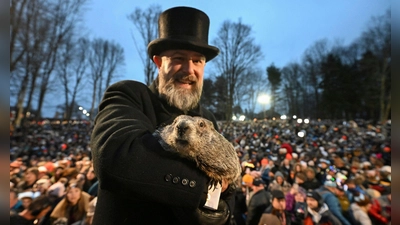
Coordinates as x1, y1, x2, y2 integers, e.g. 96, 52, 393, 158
258, 190, 290, 225
10, 188, 24, 214
17, 167, 39, 192
246, 179, 271, 225
82, 167, 97, 193
302, 168, 321, 190
50, 180, 90, 225
368, 189, 391, 225
317, 180, 351, 225
350, 192, 372, 225
90, 6, 235, 225
303, 190, 342, 225
234, 184, 247, 225
291, 186, 307, 225
293, 172, 307, 189
268, 171, 292, 194
36, 178, 52, 196
19, 191, 35, 210
335, 186, 351, 220
10, 195, 53, 225
280, 158, 292, 178
316, 159, 330, 185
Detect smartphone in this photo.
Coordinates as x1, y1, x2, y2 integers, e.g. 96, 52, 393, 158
203, 183, 222, 210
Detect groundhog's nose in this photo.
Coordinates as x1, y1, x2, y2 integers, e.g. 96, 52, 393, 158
177, 122, 188, 136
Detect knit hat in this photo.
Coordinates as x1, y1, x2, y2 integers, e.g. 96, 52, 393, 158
275, 171, 284, 179
306, 190, 323, 207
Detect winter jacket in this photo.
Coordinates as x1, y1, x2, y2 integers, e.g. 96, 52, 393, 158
317, 187, 351, 225
303, 203, 342, 225
246, 189, 271, 225
90, 80, 233, 225
350, 203, 372, 225
368, 195, 391, 225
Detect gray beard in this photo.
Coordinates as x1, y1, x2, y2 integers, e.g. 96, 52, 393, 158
159, 79, 202, 113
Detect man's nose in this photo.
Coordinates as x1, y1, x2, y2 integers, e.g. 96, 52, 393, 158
181, 59, 195, 74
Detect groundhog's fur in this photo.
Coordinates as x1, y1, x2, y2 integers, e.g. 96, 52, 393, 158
154, 115, 241, 187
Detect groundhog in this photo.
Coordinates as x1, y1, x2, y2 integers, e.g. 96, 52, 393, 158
154, 115, 241, 187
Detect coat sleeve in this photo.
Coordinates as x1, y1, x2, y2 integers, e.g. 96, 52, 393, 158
91, 81, 208, 208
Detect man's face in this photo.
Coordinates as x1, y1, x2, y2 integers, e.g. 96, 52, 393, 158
306, 197, 319, 210
154, 49, 206, 112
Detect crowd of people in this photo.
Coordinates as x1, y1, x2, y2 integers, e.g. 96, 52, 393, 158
9, 117, 391, 225
221, 118, 391, 225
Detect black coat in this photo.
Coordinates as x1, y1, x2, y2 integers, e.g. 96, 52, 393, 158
91, 80, 233, 225
246, 190, 271, 225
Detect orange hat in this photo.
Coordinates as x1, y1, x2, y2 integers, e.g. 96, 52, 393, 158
261, 158, 269, 166
285, 153, 292, 160
383, 147, 391, 152
242, 174, 254, 185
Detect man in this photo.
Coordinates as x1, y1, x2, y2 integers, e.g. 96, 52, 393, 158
304, 190, 342, 225
10, 195, 52, 225
246, 179, 270, 225
317, 180, 351, 225
91, 6, 234, 225
258, 190, 290, 225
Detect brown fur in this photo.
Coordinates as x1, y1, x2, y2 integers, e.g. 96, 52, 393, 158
154, 115, 241, 187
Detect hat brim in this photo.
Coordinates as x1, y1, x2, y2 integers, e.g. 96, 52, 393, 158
148, 38, 219, 62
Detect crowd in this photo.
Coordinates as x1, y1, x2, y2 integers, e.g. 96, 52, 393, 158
9, 118, 391, 225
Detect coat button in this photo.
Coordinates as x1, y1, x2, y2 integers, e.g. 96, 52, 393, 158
172, 176, 180, 184
164, 174, 172, 182
189, 180, 196, 188
182, 179, 189, 186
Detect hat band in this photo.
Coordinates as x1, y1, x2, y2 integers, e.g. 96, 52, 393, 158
162, 35, 207, 45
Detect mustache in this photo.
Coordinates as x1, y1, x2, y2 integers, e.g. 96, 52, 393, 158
173, 74, 198, 82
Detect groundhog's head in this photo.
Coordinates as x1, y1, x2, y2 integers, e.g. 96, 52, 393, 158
159, 115, 218, 157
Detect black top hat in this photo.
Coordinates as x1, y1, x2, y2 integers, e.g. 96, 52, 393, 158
147, 6, 220, 62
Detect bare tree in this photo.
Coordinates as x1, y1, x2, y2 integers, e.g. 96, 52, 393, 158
10, 0, 88, 126
212, 19, 262, 121
88, 38, 125, 120
11, 0, 50, 127
57, 37, 90, 120
127, 5, 161, 85
359, 9, 391, 123
35, 0, 88, 120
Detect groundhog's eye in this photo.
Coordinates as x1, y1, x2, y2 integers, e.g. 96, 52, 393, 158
199, 122, 205, 127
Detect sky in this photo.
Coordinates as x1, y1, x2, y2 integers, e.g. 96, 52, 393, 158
40, 0, 392, 117
82, 0, 390, 82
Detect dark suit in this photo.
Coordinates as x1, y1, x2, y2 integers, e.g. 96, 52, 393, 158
91, 80, 232, 225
